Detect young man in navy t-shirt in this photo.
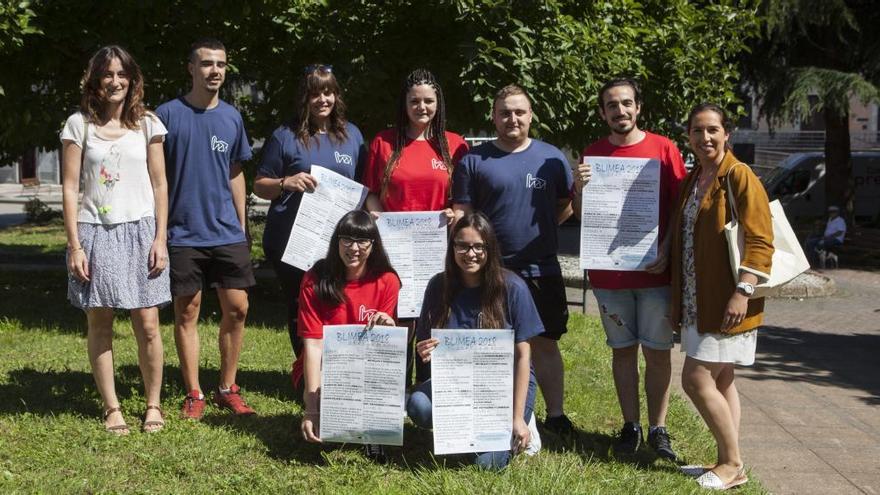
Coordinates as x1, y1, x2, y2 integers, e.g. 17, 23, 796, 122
156, 38, 256, 419
453, 85, 575, 435
572, 78, 686, 458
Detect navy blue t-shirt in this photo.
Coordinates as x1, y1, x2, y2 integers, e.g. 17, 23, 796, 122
416, 271, 544, 383
156, 97, 252, 247
453, 140, 573, 277
257, 122, 366, 254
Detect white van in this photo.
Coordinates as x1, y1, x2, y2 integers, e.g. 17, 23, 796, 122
760, 151, 880, 221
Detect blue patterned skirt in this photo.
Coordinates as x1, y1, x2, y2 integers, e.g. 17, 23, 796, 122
67, 216, 171, 310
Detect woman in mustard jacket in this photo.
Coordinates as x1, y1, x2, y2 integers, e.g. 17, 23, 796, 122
669, 103, 773, 490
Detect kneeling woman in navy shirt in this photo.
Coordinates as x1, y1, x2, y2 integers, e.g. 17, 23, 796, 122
297, 210, 400, 461
408, 211, 543, 469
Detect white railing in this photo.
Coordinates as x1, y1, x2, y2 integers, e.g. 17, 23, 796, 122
731, 130, 880, 149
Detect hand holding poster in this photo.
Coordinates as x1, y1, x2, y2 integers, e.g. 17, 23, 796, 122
376, 211, 447, 318
320, 324, 408, 445
430, 329, 514, 455
579, 156, 661, 270
282, 166, 367, 270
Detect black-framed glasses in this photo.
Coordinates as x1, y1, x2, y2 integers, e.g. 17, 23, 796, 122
453, 242, 486, 255
340, 236, 373, 249
304, 64, 333, 74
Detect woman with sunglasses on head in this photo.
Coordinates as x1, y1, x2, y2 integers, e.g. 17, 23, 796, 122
254, 64, 367, 372
669, 103, 773, 490
362, 68, 469, 385
296, 210, 400, 462
407, 212, 542, 470
60, 45, 170, 434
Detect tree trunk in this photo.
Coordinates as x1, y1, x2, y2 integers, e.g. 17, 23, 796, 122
823, 107, 853, 220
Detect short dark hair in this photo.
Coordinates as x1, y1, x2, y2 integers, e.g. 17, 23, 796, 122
188, 38, 226, 61
598, 78, 642, 109
493, 84, 533, 111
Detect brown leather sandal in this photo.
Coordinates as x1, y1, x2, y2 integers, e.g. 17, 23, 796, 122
142, 404, 165, 433
103, 407, 130, 435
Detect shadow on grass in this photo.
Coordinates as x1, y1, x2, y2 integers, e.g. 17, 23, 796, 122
0, 270, 290, 335
538, 426, 682, 474
0, 367, 107, 416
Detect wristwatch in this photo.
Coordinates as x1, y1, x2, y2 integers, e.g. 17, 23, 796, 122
735, 282, 755, 296
279, 177, 285, 192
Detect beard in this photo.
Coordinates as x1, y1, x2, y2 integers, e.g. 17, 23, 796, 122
610, 118, 635, 135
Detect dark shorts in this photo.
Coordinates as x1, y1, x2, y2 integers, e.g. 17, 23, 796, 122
520, 274, 569, 340
169, 242, 256, 296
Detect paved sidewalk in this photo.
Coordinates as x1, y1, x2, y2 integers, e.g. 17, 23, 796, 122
572, 269, 880, 495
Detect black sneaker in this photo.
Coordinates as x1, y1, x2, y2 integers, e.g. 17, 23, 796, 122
363, 443, 388, 464
648, 426, 677, 461
542, 414, 574, 436
613, 422, 643, 455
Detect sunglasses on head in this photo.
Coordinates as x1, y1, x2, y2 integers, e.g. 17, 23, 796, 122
304, 64, 332, 74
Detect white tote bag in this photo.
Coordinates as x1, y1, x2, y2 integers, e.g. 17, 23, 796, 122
724, 164, 810, 298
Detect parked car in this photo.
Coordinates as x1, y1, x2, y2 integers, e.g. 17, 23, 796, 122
761, 151, 880, 221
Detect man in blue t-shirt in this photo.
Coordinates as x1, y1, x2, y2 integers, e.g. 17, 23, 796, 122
156, 38, 256, 419
453, 85, 575, 435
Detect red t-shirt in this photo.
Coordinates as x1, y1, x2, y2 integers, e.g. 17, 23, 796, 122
582, 131, 687, 289
292, 269, 401, 386
363, 129, 469, 212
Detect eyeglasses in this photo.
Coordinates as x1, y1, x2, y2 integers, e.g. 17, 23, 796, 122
340, 236, 373, 248
453, 242, 486, 255
304, 64, 333, 74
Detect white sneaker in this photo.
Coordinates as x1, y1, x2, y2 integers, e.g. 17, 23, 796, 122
525, 412, 542, 456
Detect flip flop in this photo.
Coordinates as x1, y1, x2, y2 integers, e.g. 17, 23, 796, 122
103, 407, 130, 436
142, 404, 165, 433
696, 467, 749, 490
680, 464, 716, 477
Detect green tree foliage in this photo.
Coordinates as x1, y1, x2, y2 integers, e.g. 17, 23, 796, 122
744, 0, 880, 216
0, 0, 758, 166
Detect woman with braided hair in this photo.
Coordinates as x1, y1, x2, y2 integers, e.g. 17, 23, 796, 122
363, 68, 468, 219
363, 68, 469, 385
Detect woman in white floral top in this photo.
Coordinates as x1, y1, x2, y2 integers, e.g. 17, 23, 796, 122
60, 45, 170, 435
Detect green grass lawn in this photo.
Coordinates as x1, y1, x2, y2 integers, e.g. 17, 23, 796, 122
0, 267, 766, 494
0, 216, 268, 265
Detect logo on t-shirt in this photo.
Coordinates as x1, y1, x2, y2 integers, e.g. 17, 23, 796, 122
431, 158, 448, 171
358, 304, 378, 322
334, 151, 353, 166
526, 173, 547, 189
211, 135, 229, 153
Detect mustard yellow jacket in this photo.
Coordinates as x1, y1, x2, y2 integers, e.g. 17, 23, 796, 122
669, 150, 774, 335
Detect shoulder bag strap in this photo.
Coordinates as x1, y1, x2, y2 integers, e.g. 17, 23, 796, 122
724, 162, 744, 223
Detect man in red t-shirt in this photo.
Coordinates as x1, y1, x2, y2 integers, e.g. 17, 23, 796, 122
573, 78, 686, 459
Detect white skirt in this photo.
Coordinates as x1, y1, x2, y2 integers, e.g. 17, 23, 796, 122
680, 324, 757, 366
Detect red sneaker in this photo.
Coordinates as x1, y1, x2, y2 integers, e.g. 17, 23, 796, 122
213, 384, 256, 416
181, 390, 206, 420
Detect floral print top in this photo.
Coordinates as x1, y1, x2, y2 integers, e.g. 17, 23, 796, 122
681, 179, 703, 329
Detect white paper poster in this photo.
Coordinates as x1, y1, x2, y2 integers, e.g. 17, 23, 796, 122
579, 156, 661, 270
319, 324, 408, 446
430, 329, 514, 455
377, 211, 447, 318
281, 166, 367, 270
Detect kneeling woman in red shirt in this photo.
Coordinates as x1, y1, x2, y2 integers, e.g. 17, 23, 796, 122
295, 210, 401, 460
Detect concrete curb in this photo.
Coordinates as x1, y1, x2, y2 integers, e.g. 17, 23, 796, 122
558, 254, 835, 299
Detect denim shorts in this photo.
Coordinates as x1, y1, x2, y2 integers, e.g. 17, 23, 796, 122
592, 286, 673, 350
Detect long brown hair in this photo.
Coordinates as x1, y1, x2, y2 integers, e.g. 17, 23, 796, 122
379, 68, 453, 201
434, 212, 508, 329
312, 210, 397, 306
79, 45, 145, 129
292, 64, 349, 148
